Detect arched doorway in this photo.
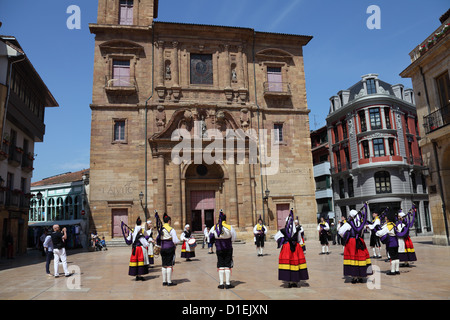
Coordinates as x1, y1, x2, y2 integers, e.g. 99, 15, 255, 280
185, 162, 225, 232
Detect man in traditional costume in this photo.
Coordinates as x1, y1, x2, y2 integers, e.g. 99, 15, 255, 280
156, 212, 179, 286
397, 209, 417, 267
366, 212, 382, 258
294, 218, 306, 252
210, 210, 236, 289
180, 224, 195, 261
274, 209, 309, 288
144, 220, 155, 267
338, 204, 372, 284
126, 217, 150, 281
317, 217, 330, 255
376, 212, 400, 275
253, 217, 267, 256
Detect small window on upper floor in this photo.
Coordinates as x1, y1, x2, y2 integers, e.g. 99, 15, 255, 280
366, 78, 376, 94
274, 123, 284, 143
113, 119, 126, 143
119, 0, 134, 25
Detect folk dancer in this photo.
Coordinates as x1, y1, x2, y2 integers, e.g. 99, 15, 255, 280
366, 212, 382, 258
317, 217, 330, 255
180, 224, 195, 261
397, 209, 417, 267
253, 217, 268, 256
125, 217, 150, 281
274, 209, 309, 288
144, 220, 155, 267
294, 218, 306, 252
336, 216, 347, 253
210, 210, 236, 289
376, 212, 400, 275
204, 225, 214, 254
338, 204, 372, 284
156, 212, 179, 286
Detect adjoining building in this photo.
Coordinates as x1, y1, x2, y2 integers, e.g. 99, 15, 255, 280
88, 0, 318, 240
28, 169, 90, 249
326, 74, 431, 235
311, 125, 334, 222
0, 35, 58, 257
400, 9, 450, 245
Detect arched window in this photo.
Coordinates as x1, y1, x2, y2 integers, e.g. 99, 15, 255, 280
375, 171, 391, 194
74, 196, 80, 219
65, 196, 73, 219
56, 197, 63, 220
48, 198, 55, 221
29, 199, 36, 221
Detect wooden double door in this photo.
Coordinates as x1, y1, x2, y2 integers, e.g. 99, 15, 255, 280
190, 190, 215, 231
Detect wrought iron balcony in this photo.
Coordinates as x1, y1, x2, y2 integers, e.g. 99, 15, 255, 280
105, 75, 138, 94
423, 103, 450, 134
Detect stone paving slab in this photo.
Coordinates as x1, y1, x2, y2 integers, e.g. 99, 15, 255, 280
0, 236, 449, 301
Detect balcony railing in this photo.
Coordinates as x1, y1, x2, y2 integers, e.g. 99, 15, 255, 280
105, 75, 138, 94
423, 104, 450, 134
263, 82, 291, 96
331, 161, 352, 174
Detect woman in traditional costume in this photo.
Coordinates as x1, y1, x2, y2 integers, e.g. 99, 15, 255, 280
397, 208, 417, 267
366, 212, 382, 258
274, 209, 309, 288
180, 224, 195, 261
338, 203, 372, 283
124, 217, 149, 281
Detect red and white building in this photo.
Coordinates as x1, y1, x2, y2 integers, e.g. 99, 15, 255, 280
326, 74, 432, 235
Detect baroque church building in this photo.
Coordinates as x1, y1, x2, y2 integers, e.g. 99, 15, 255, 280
88, 0, 317, 239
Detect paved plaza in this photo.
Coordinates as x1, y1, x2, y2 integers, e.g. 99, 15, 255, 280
0, 236, 449, 301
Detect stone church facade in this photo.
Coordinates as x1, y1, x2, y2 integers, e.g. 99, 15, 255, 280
88, 0, 317, 240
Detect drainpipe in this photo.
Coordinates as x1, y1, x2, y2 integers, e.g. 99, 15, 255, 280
252, 31, 267, 226
143, 22, 155, 221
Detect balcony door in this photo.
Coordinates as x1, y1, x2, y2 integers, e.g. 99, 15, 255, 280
267, 67, 282, 92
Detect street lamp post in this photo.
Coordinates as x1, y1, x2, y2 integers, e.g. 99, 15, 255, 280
139, 191, 148, 221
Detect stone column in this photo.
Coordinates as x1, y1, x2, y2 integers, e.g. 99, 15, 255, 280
224, 45, 231, 88
172, 41, 179, 86
157, 40, 165, 86
172, 162, 182, 227
155, 155, 166, 212
226, 156, 239, 227
237, 45, 244, 88
243, 153, 254, 226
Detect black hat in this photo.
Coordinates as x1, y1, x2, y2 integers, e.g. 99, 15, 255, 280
163, 213, 171, 223
136, 217, 142, 225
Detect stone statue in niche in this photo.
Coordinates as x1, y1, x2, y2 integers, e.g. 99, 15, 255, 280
200, 114, 207, 138
165, 63, 171, 80
231, 68, 237, 82
155, 105, 166, 131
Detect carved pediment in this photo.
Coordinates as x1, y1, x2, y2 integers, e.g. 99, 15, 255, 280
256, 48, 294, 60
99, 39, 145, 56
150, 107, 243, 142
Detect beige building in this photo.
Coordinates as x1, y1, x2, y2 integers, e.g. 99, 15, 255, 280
88, 0, 317, 240
400, 10, 450, 245
0, 35, 58, 256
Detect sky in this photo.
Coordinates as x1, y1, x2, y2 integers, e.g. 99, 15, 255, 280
0, 0, 448, 182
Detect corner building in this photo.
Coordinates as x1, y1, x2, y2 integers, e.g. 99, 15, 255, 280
88, 0, 317, 239
326, 74, 431, 235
